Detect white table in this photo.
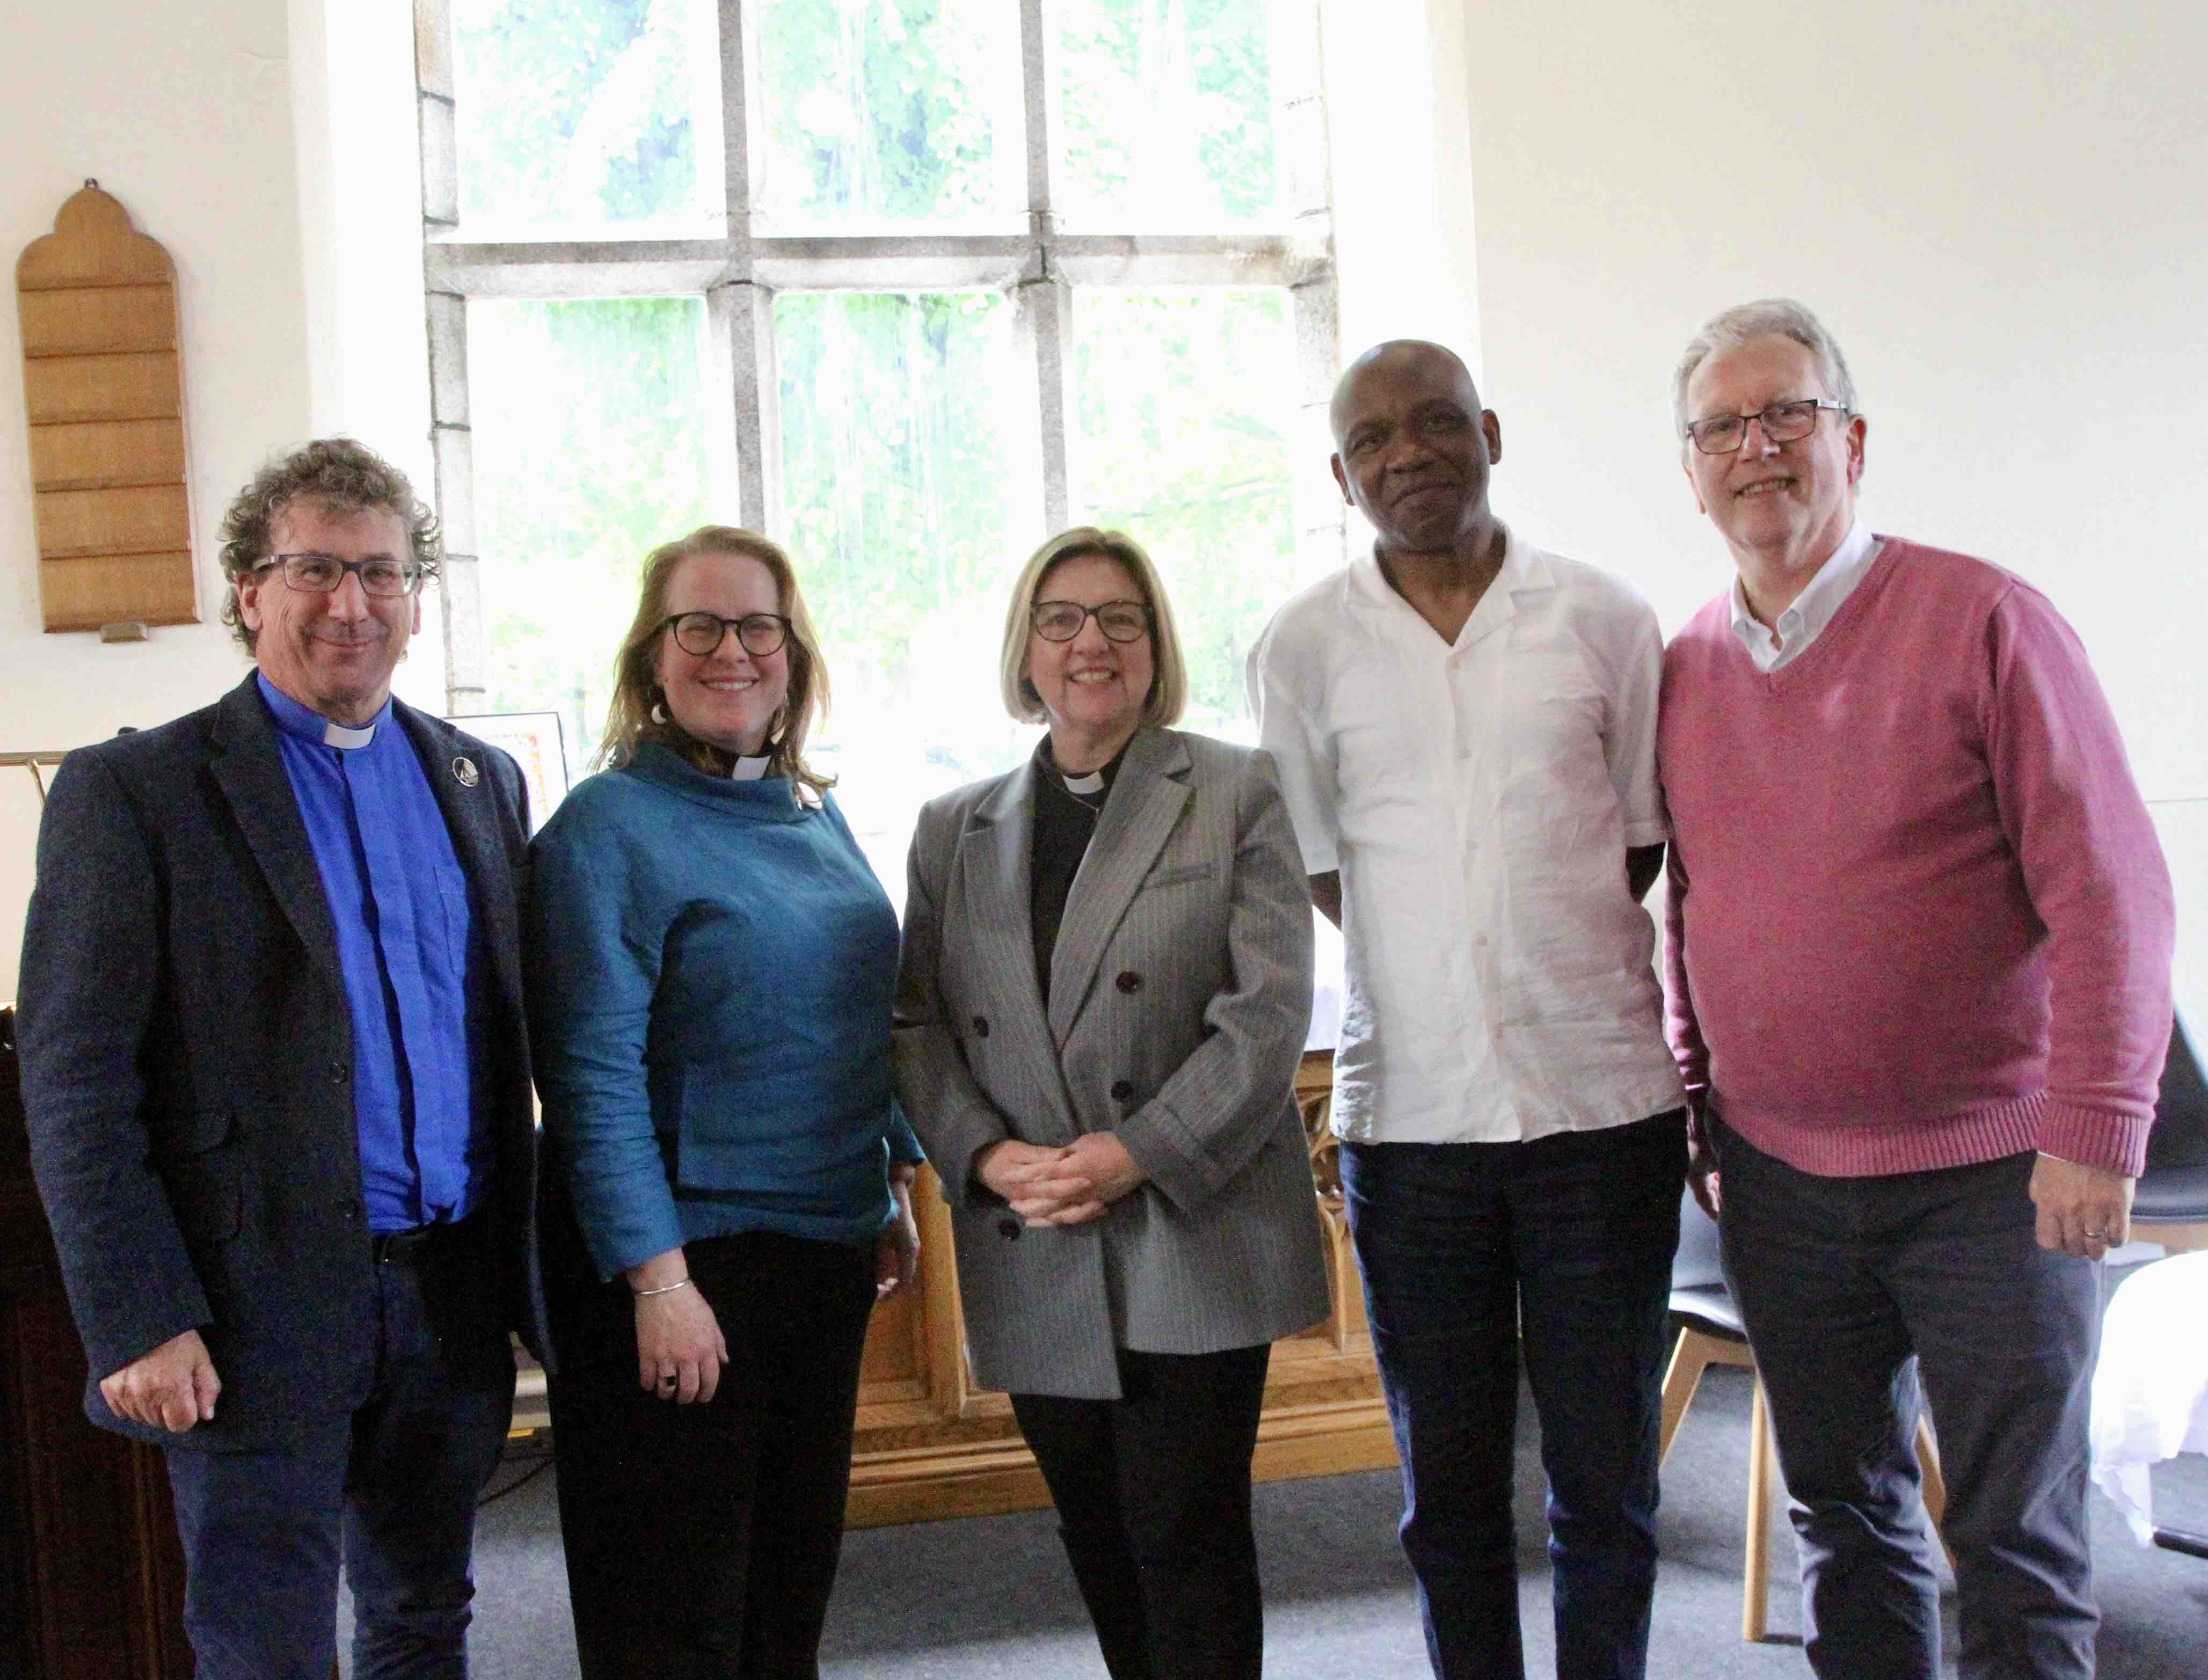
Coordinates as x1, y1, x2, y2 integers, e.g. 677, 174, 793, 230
2090, 1251, 2208, 1547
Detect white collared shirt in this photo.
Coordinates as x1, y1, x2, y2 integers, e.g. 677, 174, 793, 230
1728, 517, 1882, 673
1248, 525, 1685, 1143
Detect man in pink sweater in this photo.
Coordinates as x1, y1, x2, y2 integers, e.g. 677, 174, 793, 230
1657, 298, 2174, 1680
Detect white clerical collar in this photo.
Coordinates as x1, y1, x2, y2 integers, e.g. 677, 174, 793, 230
323, 719, 376, 750
1062, 768, 1105, 797
730, 754, 771, 780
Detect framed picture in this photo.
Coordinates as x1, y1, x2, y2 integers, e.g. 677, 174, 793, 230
446, 711, 570, 833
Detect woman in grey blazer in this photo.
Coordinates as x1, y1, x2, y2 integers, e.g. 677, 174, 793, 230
895, 527, 1331, 1680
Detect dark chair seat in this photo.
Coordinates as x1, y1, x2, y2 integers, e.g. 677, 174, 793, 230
2136, 1014, 2208, 1249
2134, 1163, 2208, 1224
1669, 1282, 1746, 1341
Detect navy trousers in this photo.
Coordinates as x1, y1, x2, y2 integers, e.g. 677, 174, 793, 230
163, 1218, 515, 1679
1709, 1114, 2101, 1679
1341, 1110, 1686, 1680
1010, 1343, 1273, 1680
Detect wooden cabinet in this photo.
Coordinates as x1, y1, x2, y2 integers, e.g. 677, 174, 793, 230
0, 1005, 193, 1678
843, 1049, 1394, 1526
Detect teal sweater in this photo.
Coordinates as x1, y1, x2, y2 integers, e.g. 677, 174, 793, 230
528, 742, 922, 1280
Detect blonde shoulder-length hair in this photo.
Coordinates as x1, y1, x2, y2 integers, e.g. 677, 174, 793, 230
997, 527, 1187, 728
597, 525, 834, 800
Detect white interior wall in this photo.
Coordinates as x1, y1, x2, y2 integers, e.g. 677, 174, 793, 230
1458, 0, 2208, 813
1321, 0, 1482, 370
0, 0, 311, 753
286, 0, 443, 713
1, 0, 316, 991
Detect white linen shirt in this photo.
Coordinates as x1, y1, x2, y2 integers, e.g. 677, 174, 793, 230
1247, 527, 1683, 1143
1727, 516, 1881, 673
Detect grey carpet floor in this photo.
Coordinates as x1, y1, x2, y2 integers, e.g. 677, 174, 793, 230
346, 1277, 2208, 1677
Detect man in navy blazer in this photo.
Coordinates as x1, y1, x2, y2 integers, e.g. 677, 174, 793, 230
17, 439, 544, 1678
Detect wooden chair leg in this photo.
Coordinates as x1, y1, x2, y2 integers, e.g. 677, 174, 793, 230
1658, 1330, 1713, 1467
2132, 1222, 2208, 1255
1915, 1412, 1956, 1571
1744, 1376, 1777, 1643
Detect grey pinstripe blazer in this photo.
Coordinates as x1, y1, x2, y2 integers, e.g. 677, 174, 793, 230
894, 727, 1331, 1399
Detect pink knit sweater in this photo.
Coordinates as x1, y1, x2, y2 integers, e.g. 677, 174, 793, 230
1659, 538, 2173, 1178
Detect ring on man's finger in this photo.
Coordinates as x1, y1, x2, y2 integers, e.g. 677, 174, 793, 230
2082, 1228, 2106, 1241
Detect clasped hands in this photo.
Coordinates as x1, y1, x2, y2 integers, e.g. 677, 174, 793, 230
974, 1133, 1146, 1226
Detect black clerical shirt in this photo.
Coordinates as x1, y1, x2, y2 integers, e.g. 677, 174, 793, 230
1029, 737, 1130, 1004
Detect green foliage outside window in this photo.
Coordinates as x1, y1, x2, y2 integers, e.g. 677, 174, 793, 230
758, 0, 1013, 225
1075, 289, 1301, 730
1058, 0, 1278, 226
455, 0, 712, 229
471, 297, 714, 769
454, 1, 1313, 804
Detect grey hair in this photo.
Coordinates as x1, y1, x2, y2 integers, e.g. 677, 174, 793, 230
1671, 298, 1859, 440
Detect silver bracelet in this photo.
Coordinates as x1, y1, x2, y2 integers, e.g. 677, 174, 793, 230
632, 1276, 693, 1299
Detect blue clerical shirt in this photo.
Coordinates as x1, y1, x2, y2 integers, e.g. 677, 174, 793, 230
259, 675, 490, 1231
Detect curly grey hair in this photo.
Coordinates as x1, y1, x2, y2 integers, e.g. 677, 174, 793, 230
217, 439, 440, 653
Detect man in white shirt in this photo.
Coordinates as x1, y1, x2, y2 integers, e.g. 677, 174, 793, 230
1248, 340, 1686, 1680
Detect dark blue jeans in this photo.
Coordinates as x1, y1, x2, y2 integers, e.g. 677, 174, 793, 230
1708, 1114, 2101, 1680
164, 1218, 516, 1679
1342, 1110, 1686, 1680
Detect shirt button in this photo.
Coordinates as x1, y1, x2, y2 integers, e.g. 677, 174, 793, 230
971, 1016, 990, 1038
1110, 1079, 1135, 1102
1475, 936, 1491, 949
996, 1217, 1022, 1242
1115, 971, 1143, 994
329, 1060, 348, 1084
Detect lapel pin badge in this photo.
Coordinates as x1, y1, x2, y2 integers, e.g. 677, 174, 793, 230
452, 756, 479, 788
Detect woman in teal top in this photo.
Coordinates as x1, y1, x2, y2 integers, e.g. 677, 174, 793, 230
527, 524, 921, 1678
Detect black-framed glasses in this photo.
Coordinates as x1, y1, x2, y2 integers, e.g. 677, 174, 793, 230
660, 610, 791, 658
1031, 599, 1151, 644
252, 552, 426, 597
1684, 398, 1851, 455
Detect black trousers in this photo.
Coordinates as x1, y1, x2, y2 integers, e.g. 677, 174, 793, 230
546, 1230, 877, 1680
1011, 1342, 1273, 1680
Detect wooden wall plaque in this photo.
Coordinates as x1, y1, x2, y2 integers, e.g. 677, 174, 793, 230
16, 184, 198, 634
